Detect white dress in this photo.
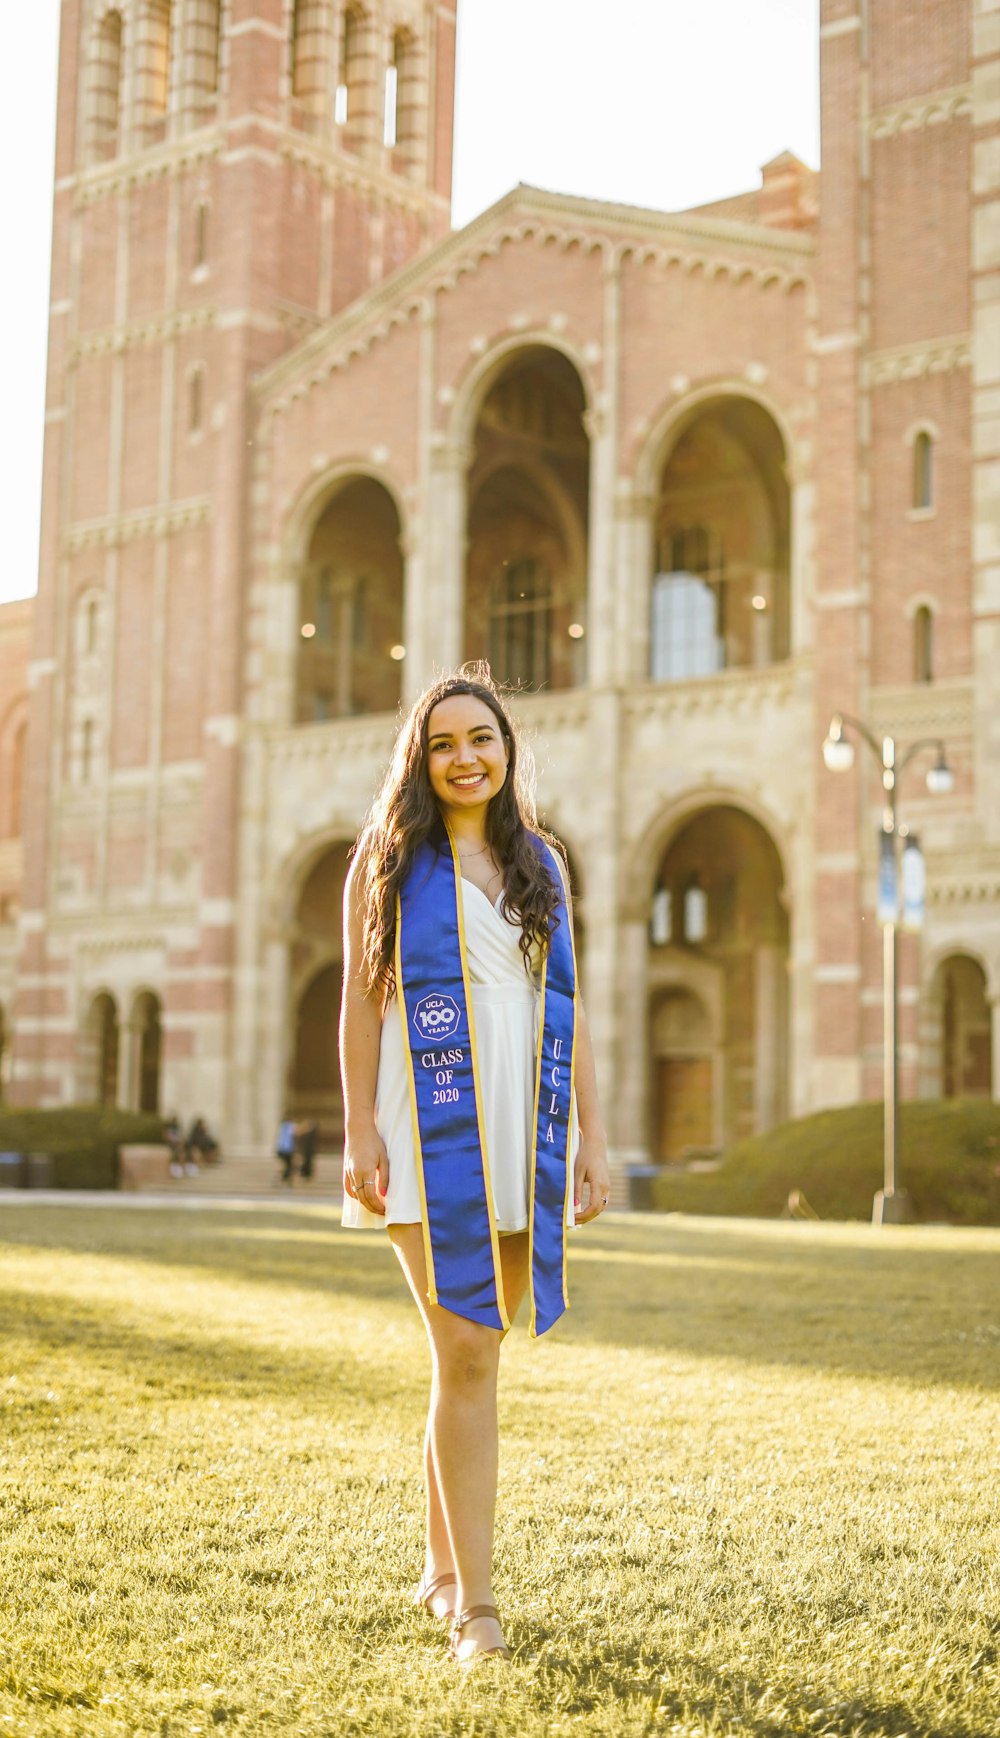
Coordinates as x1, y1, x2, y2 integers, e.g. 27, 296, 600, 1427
342, 878, 578, 1234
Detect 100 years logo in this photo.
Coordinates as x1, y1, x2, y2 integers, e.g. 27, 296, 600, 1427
412, 992, 461, 1044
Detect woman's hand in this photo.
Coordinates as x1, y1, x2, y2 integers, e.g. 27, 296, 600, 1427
344, 1124, 390, 1216
573, 1133, 611, 1224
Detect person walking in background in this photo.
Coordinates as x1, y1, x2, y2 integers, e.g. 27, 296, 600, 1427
297, 1119, 319, 1181
339, 665, 610, 1662
275, 1114, 297, 1185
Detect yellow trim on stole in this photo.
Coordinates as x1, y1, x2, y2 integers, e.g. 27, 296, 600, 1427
526, 952, 548, 1340
562, 850, 581, 1312
445, 829, 510, 1332
394, 904, 438, 1304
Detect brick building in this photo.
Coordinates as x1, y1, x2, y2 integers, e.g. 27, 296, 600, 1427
1, 0, 997, 1169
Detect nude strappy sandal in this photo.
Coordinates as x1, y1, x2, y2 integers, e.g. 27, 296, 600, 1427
449, 1603, 512, 1663
414, 1571, 457, 1621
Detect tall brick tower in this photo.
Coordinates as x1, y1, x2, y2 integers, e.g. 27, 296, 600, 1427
16, 0, 456, 1116
812, 0, 981, 1109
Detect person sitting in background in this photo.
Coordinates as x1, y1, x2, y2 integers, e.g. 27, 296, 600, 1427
186, 1116, 219, 1172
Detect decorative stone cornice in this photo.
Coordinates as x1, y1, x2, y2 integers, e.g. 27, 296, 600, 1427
870, 86, 971, 139
65, 498, 211, 554
622, 662, 805, 725
255, 184, 815, 412
71, 307, 219, 362
70, 131, 224, 207
864, 334, 970, 387
75, 931, 170, 956
867, 679, 974, 738
927, 872, 1000, 909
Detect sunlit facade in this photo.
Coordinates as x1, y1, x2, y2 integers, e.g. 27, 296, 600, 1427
0, 2, 997, 1181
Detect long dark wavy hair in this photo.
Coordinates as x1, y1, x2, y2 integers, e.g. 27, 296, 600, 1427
356, 664, 563, 994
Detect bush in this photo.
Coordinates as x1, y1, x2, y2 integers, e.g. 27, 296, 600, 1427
0, 1106, 166, 1190
648, 1098, 1000, 1225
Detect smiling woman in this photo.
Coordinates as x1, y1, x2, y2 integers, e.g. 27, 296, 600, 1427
337, 664, 610, 1661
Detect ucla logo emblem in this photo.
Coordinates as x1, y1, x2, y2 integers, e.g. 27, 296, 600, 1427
412, 993, 461, 1043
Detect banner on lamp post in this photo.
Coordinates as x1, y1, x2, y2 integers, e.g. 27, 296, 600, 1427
901, 836, 926, 932
877, 828, 898, 926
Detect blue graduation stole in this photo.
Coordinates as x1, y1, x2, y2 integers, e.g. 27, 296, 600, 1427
394, 829, 577, 1337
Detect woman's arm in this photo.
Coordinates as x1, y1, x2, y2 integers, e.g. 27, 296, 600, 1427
571, 997, 611, 1223
339, 854, 390, 1211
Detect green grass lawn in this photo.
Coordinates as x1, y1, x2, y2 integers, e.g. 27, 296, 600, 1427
1, 1205, 998, 1738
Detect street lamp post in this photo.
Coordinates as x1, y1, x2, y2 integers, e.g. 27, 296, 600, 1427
822, 713, 954, 1224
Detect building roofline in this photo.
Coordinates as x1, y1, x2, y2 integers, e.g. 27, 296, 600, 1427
253, 180, 814, 399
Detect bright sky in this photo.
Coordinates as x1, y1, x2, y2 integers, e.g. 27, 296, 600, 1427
0, 1, 819, 608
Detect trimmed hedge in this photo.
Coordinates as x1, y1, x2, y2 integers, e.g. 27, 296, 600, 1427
0, 1106, 166, 1190
649, 1098, 1000, 1225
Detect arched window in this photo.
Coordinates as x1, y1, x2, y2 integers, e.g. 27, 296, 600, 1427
194, 201, 210, 270
189, 365, 205, 433
88, 993, 120, 1106
296, 477, 405, 721
291, 0, 328, 113
489, 559, 552, 691
336, 6, 367, 143
913, 604, 934, 683
81, 718, 96, 785
184, 0, 222, 126
389, 29, 421, 172
650, 398, 790, 681
86, 10, 124, 163
913, 430, 934, 511
384, 47, 398, 148
137, 1, 174, 140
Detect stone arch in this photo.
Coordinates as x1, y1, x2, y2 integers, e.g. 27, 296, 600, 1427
462, 343, 591, 691
291, 470, 407, 722
635, 378, 798, 500
623, 784, 792, 924
921, 950, 994, 1099
84, 7, 125, 163
645, 801, 790, 1155
281, 458, 409, 568
445, 331, 596, 460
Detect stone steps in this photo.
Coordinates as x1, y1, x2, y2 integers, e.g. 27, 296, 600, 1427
125, 1149, 343, 1201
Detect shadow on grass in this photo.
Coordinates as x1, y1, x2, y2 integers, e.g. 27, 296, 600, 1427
539, 1631, 981, 1738
0, 1282, 408, 1411
3, 1206, 999, 1393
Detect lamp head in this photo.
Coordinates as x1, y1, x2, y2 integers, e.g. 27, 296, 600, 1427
926, 752, 954, 796
822, 715, 855, 773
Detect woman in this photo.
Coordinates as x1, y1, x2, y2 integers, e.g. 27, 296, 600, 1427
339, 666, 610, 1662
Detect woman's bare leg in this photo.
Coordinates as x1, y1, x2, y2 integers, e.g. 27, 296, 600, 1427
390, 1225, 530, 1652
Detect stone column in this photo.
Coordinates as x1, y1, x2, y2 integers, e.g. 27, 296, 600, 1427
614, 915, 652, 1177
421, 437, 468, 678
754, 944, 787, 1132
614, 486, 657, 684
